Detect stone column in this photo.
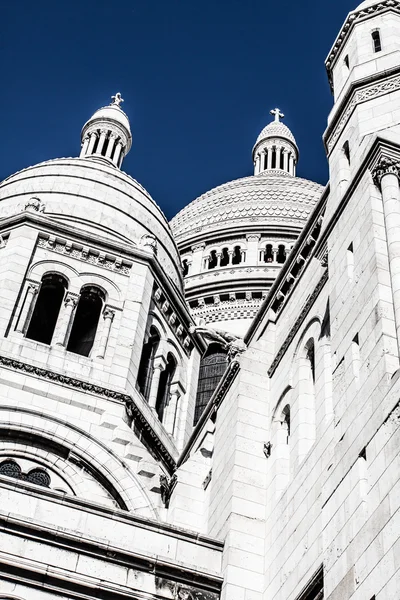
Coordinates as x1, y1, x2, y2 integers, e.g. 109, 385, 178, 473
246, 234, 261, 264
53, 292, 79, 347
105, 133, 117, 159
283, 150, 289, 173
228, 250, 234, 265
95, 307, 115, 359
80, 136, 90, 158
113, 141, 124, 166
87, 132, 98, 155
373, 159, 400, 353
163, 382, 183, 436
276, 147, 282, 170
148, 356, 167, 409
191, 243, 206, 274
16, 282, 39, 334
289, 154, 295, 175
203, 255, 210, 270
273, 247, 278, 263
96, 129, 108, 155
216, 252, 222, 267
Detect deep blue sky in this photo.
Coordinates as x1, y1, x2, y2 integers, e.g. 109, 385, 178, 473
1, 0, 355, 219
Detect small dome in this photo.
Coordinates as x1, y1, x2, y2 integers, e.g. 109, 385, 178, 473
255, 121, 297, 148
355, 0, 380, 10
83, 104, 131, 136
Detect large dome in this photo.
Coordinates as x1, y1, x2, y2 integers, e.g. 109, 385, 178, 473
0, 157, 182, 287
171, 171, 323, 243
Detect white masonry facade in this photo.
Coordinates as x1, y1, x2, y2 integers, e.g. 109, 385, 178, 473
0, 2, 399, 600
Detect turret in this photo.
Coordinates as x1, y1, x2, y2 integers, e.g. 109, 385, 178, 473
252, 108, 299, 176
80, 93, 132, 168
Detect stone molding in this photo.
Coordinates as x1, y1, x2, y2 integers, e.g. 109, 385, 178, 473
153, 285, 193, 355
267, 270, 329, 377
325, 70, 400, 153
0, 354, 177, 474
0, 511, 222, 600
37, 235, 132, 275
325, 0, 400, 89
191, 299, 263, 324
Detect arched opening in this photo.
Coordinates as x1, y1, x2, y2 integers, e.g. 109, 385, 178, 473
155, 353, 177, 422
372, 30, 382, 53
26, 273, 68, 344
280, 151, 285, 170
67, 286, 105, 357
297, 337, 316, 463
208, 250, 217, 270
182, 259, 189, 277
343, 140, 351, 165
220, 247, 229, 267
194, 343, 228, 425
277, 245, 287, 264
137, 326, 161, 401
232, 246, 242, 265
271, 148, 277, 169
264, 244, 274, 263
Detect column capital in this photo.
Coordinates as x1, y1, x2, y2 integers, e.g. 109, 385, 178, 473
246, 234, 261, 242
192, 243, 206, 252
64, 292, 79, 308
372, 157, 400, 188
103, 306, 116, 321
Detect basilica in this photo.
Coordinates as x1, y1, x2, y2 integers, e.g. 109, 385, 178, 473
0, 1, 398, 599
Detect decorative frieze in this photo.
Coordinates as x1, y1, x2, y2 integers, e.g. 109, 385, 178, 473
37, 235, 132, 275
326, 73, 400, 153
153, 284, 193, 354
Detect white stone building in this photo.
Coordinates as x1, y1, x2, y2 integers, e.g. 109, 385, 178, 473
0, 2, 399, 600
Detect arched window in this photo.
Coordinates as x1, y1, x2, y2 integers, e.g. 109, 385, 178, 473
372, 30, 382, 53
155, 353, 177, 422
194, 343, 228, 425
208, 250, 217, 270
277, 245, 287, 264
137, 326, 161, 401
280, 150, 285, 170
26, 273, 67, 344
271, 148, 277, 169
182, 259, 189, 277
343, 140, 351, 165
67, 286, 105, 357
232, 245, 242, 265
220, 247, 229, 267
264, 244, 274, 263
298, 338, 316, 463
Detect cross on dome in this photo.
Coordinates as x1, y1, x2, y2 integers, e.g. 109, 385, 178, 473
111, 93, 124, 107
270, 108, 284, 123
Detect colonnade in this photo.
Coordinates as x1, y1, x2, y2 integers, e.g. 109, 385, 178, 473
80, 130, 125, 167
254, 147, 296, 176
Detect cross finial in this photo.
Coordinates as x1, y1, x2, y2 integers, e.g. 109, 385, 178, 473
270, 108, 284, 123
111, 93, 124, 107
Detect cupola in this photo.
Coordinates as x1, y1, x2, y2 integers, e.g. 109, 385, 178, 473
252, 109, 299, 177
80, 93, 132, 168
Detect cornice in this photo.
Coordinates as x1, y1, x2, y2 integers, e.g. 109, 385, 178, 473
324, 65, 400, 154
325, 0, 400, 90
0, 354, 177, 474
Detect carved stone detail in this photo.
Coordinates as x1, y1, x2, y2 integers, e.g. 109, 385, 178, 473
372, 157, 400, 188
159, 473, 177, 508
24, 197, 45, 213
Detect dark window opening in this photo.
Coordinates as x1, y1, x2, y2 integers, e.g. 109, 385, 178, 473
271, 148, 277, 169
92, 132, 100, 154
182, 259, 189, 277
282, 404, 291, 443
232, 246, 242, 265
265, 244, 274, 263
155, 353, 176, 422
220, 247, 230, 267
343, 140, 351, 165
101, 136, 109, 157
372, 30, 382, 53
194, 344, 228, 425
280, 151, 285, 170
306, 339, 316, 383
137, 326, 161, 401
26, 274, 67, 345
220, 294, 230, 302
208, 250, 217, 270
277, 245, 287, 264
67, 286, 104, 357
344, 55, 350, 70
295, 566, 323, 600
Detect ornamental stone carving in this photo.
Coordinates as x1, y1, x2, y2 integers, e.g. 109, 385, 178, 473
24, 197, 45, 213
372, 157, 400, 188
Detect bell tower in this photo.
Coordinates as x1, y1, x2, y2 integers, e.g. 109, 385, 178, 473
324, 0, 400, 217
